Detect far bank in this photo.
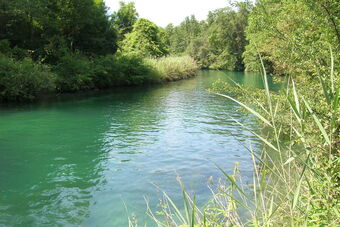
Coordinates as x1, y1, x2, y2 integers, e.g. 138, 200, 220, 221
0, 54, 198, 103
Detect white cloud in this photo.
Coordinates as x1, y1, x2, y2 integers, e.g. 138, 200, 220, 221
104, 0, 230, 27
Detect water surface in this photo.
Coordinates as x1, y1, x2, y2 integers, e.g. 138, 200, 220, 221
0, 71, 278, 226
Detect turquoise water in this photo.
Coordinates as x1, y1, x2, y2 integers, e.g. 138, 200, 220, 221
0, 71, 278, 226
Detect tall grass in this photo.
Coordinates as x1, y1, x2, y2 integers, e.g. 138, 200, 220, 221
146, 56, 198, 82
148, 54, 339, 226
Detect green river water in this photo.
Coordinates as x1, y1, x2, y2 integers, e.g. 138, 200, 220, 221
0, 71, 280, 226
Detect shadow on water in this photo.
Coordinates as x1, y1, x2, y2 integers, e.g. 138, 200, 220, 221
0, 70, 280, 226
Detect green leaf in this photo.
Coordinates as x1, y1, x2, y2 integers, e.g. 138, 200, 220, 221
319, 76, 331, 105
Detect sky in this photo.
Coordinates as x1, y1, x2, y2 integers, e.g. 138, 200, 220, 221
104, 0, 230, 27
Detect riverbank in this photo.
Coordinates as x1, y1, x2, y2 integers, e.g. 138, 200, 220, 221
0, 53, 198, 102
151, 65, 339, 226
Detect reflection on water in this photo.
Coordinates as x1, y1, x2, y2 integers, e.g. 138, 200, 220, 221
0, 71, 278, 226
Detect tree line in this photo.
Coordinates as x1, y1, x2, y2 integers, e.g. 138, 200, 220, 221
167, 0, 339, 77
0, 0, 181, 101
0, 0, 338, 101
165, 1, 252, 71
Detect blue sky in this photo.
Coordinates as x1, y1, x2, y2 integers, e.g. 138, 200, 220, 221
104, 0, 231, 27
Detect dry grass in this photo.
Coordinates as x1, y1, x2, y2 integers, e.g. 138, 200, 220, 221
147, 56, 198, 82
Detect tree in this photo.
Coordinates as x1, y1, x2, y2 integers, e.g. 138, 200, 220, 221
186, 37, 211, 69
166, 2, 252, 71
111, 1, 138, 40
205, 3, 251, 71
166, 15, 202, 55
121, 18, 168, 57
0, 0, 118, 63
0, 0, 42, 51
42, 0, 117, 56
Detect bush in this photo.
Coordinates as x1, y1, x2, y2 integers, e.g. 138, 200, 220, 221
112, 53, 156, 85
54, 52, 94, 92
0, 54, 56, 101
93, 53, 156, 87
92, 54, 119, 88
0, 40, 29, 61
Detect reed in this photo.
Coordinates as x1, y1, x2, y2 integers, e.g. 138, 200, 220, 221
146, 56, 199, 82
148, 53, 339, 226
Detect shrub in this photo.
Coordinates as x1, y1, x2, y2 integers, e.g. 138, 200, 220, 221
93, 53, 156, 87
113, 53, 156, 85
54, 52, 94, 92
0, 39, 29, 60
92, 54, 119, 88
0, 54, 56, 101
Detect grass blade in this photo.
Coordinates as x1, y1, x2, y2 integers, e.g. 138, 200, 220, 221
215, 92, 273, 127
213, 162, 250, 200
302, 97, 331, 145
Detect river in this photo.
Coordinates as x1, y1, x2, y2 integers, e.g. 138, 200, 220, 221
0, 70, 279, 226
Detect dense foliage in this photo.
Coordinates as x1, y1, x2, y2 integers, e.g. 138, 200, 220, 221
0, 53, 56, 101
0, 0, 117, 60
1, 0, 338, 101
0, 0, 196, 101
0, 0, 119, 100
111, 1, 138, 41
166, 2, 252, 71
243, 0, 340, 76
121, 18, 168, 57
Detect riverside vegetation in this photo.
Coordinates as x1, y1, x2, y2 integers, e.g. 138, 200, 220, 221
0, 1, 198, 102
0, 0, 339, 226
149, 59, 339, 226
146, 0, 340, 226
